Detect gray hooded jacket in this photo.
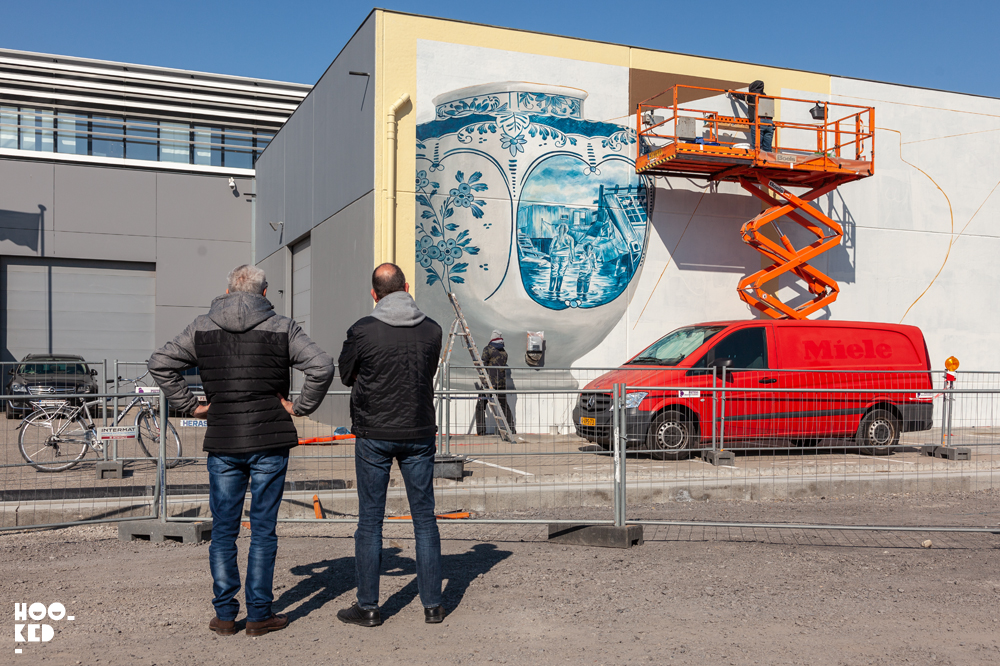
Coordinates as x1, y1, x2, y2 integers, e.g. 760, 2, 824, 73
149, 292, 334, 453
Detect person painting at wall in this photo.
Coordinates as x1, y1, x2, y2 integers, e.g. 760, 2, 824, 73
148, 264, 335, 637
730, 80, 773, 152
547, 223, 576, 298
336, 263, 446, 626
476, 330, 515, 435
575, 243, 597, 302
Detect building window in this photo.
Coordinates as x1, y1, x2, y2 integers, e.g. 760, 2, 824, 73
57, 112, 89, 155
193, 125, 221, 166
92, 115, 124, 158
0, 106, 16, 149
125, 118, 158, 161
19, 108, 54, 153
160, 122, 190, 163
224, 128, 253, 169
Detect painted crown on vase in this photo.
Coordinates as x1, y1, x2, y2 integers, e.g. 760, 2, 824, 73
416, 82, 650, 367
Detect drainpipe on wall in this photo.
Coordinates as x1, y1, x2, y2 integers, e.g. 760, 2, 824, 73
385, 93, 410, 264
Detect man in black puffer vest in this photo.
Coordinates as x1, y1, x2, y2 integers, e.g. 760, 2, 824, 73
149, 265, 333, 637
335, 263, 445, 627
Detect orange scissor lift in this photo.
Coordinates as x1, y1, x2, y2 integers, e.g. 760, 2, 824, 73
636, 85, 875, 318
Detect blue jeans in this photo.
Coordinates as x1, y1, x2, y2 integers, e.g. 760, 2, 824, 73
354, 436, 442, 609
207, 450, 289, 623
751, 118, 774, 151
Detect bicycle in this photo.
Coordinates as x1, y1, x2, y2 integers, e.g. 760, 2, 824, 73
17, 370, 183, 472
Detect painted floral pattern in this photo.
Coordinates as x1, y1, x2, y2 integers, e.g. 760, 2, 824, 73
415, 169, 484, 291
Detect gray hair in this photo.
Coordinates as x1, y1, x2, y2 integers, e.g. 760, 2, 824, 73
227, 264, 267, 294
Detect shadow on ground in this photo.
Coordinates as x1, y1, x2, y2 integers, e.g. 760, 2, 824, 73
274, 542, 512, 621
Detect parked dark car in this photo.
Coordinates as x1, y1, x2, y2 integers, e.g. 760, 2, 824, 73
5, 354, 99, 419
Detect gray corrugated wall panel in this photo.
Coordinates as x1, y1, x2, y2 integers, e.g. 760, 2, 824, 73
254, 13, 376, 267
156, 173, 253, 242
255, 134, 285, 262
54, 164, 156, 237
307, 192, 375, 427
312, 15, 376, 227
155, 305, 208, 350
0, 159, 54, 256
154, 237, 250, 308
281, 94, 315, 245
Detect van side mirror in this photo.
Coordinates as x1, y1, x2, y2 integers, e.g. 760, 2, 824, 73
90, 368, 98, 377
710, 358, 733, 369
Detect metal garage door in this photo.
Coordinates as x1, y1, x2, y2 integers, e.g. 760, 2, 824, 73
1, 257, 155, 365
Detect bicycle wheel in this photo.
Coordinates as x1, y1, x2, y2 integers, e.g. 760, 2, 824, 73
18, 408, 90, 472
135, 410, 183, 468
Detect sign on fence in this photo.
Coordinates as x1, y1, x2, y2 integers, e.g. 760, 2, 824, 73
96, 426, 137, 441
179, 419, 208, 428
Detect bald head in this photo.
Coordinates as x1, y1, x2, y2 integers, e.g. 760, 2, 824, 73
372, 263, 407, 301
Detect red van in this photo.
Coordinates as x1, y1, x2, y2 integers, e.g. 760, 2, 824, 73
573, 320, 934, 457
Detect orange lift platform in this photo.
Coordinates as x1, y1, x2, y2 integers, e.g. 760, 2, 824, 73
635, 85, 874, 319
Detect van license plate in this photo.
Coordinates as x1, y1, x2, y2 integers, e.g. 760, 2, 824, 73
580, 417, 596, 427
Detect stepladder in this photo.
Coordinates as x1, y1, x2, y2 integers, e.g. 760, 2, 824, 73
438, 292, 515, 443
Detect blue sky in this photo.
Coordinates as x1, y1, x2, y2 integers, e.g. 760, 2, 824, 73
2, 1, 997, 98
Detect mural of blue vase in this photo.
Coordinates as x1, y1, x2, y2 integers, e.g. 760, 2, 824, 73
416, 82, 650, 367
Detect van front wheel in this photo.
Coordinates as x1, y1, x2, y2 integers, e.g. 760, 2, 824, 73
857, 408, 901, 456
648, 410, 696, 460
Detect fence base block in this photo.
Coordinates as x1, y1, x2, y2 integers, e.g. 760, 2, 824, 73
433, 455, 466, 480
96, 461, 124, 480
700, 450, 736, 466
119, 520, 212, 544
935, 446, 971, 461
547, 524, 643, 549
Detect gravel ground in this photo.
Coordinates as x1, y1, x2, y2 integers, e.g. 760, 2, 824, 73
4, 489, 1000, 666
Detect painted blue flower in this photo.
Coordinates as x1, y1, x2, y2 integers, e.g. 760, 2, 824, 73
419, 255, 433, 268
444, 238, 457, 249
442, 253, 455, 266
419, 235, 434, 249
416, 170, 430, 190
427, 245, 442, 260
449, 246, 463, 259
500, 132, 527, 156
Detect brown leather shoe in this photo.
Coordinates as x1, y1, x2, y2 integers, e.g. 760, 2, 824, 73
209, 617, 237, 636
246, 613, 288, 637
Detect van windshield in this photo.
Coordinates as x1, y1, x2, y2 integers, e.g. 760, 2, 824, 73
626, 326, 725, 366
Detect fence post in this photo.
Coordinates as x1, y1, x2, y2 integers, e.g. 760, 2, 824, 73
711, 368, 718, 451
101, 359, 109, 459
445, 361, 452, 456
113, 360, 120, 462
719, 367, 727, 449
158, 393, 168, 523
612, 382, 625, 528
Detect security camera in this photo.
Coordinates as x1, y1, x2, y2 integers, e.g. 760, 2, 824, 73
228, 177, 236, 190
269, 221, 283, 231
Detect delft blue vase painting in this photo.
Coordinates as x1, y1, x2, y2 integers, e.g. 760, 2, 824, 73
416, 82, 649, 310
416, 82, 649, 365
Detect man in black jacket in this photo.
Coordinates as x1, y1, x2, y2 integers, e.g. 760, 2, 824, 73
148, 265, 334, 637
336, 263, 445, 626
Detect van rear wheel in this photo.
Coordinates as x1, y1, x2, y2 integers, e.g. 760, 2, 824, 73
857, 408, 901, 456
648, 410, 696, 460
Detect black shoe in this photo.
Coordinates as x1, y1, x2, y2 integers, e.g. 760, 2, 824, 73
424, 606, 446, 624
337, 602, 381, 627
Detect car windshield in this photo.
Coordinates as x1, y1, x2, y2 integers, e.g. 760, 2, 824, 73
625, 326, 725, 366
16, 363, 89, 376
